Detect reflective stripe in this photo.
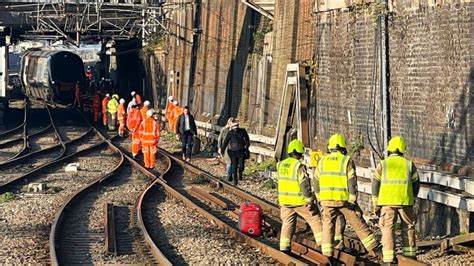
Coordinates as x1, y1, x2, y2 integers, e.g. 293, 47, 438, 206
403, 246, 417, 256
334, 234, 343, 241
315, 233, 322, 244
279, 191, 303, 196
320, 187, 347, 191
321, 243, 333, 256
318, 152, 350, 201
379, 155, 414, 205
361, 234, 376, 250
277, 158, 306, 206
383, 250, 395, 263
279, 237, 291, 250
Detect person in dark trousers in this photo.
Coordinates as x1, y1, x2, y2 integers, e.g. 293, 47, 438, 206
176, 106, 197, 162
222, 121, 250, 186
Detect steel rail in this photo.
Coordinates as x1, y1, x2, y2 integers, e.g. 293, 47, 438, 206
0, 104, 26, 140
159, 148, 433, 265
157, 148, 361, 265
0, 106, 75, 169
0, 124, 52, 149
105, 133, 308, 264
3, 104, 29, 161
49, 137, 125, 266
49, 111, 167, 265
0, 128, 98, 194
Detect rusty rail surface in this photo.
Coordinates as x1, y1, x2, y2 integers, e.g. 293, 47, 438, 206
0, 124, 52, 149
158, 148, 343, 264
105, 203, 117, 256
49, 115, 171, 266
0, 103, 28, 161
0, 128, 96, 194
0, 105, 67, 168
159, 148, 436, 265
108, 136, 307, 265
0, 103, 26, 140
397, 255, 428, 266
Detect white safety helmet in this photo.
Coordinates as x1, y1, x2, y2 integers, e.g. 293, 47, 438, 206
144, 100, 151, 106
168, 96, 173, 101
173, 100, 178, 106
146, 109, 154, 117
131, 91, 136, 96
105, 93, 110, 97
119, 98, 125, 104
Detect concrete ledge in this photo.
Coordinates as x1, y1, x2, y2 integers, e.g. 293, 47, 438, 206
194, 120, 276, 145
357, 167, 473, 196
357, 179, 474, 212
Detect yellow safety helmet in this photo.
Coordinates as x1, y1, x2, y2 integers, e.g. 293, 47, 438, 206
112, 94, 119, 99
387, 136, 406, 154
287, 139, 304, 154
327, 133, 346, 150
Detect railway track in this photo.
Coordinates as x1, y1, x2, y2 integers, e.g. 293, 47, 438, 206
0, 108, 99, 192
157, 148, 430, 266
105, 137, 308, 265
0, 108, 113, 264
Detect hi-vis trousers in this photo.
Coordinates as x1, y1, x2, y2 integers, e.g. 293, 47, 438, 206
280, 205, 345, 251
380, 206, 417, 263
321, 205, 377, 257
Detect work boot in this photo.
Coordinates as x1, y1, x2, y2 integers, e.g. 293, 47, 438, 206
233, 178, 238, 186
238, 171, 243, 180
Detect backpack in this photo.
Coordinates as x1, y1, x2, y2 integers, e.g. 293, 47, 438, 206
228, 130, 244, 151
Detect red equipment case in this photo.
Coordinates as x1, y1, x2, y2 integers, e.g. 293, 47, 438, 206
239, 201, 263, 236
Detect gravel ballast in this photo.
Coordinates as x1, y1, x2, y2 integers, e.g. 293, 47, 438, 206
0, 148, 120, 264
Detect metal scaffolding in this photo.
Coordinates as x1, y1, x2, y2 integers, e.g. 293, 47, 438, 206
0, 0, 182, 44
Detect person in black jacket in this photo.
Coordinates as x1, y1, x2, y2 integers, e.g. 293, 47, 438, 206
222, 121, 250, 186
176, 106, 197, 161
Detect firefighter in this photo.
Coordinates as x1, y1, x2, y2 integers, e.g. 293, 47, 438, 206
140, 100, 151, 119
117, 98, 126, 137
101, 94, 110, 126
92, 90, 100, 123
277, 139, 323, 253
315, 133, 378, 257
165, 96, 175, 130
127, 104, 143, 158
169, 100, 183, 133
139, 109, 160, 169
107, 94, 119, 130
372, 136, 420, 264
308, 149, 347, 246
131, 91, 142, 105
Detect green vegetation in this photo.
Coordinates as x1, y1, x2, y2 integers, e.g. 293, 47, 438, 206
260, 178, 276, 191
244, 158, 276, 177
0, 192, 15, 203
192, 175, 210, 185
161, 132, 176, 142
349, 134, 365, 156
252, 18, 273, 56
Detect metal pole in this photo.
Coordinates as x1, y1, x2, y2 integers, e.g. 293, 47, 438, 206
380, 0, 390, 154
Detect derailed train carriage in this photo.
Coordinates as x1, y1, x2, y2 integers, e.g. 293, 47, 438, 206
20, 49, 86, 105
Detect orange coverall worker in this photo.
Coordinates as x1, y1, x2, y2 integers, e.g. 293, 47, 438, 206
170, 106, 184, 133
101, 96, 110, 126
126, 108, 142, 157
165, 101, 175, 130
140, 106, 149, 120
139, 116, 160, 168
92, 93, 100, 123
117, 103, 126, 137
